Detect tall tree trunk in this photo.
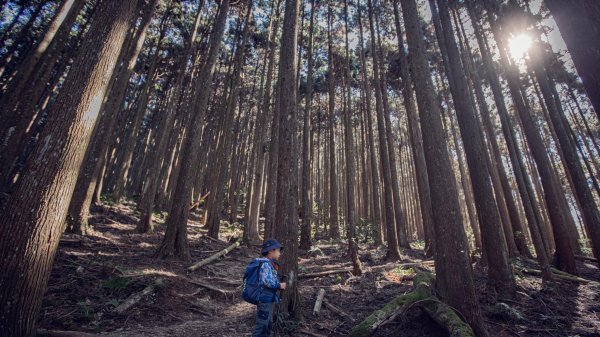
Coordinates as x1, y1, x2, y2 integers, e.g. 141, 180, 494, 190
112, 5, 171, 201
326, 3, 339, 240
299, 0, 315, 250
374, 11, 411, 250
247, 0, 281, 245
399, 0, 489, 334
0, 1, 137, 335
392, 0, 435, 256
367, 0, 401, 261
274, 0, 301, 319
435, 0, 516, 297
343, 0, 363, 276
357, 2, 382, 246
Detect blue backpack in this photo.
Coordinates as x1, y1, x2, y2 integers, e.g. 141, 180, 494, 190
242, 259, 266, 304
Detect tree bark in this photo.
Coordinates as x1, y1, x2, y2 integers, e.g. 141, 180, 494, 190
0, 1, 137, 335
398, 0, 489, 334
544, 0, 600, 120
273, 0, 301, 319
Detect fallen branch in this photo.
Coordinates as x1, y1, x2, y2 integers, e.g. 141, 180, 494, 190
313, 288, 326, 316
188, 279, 236, 296
348, 272, 474, 337
575, 254, 598, 263
113, 278, 164, 314
189, 192, 211, 210
37, 329, 98, 337
188, 240, 241, 272
323, 299, 351, 319
300, 268, 352, 278
298, 328, 327, 337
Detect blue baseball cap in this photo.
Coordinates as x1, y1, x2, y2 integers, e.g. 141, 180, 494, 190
261, 238, 284, 255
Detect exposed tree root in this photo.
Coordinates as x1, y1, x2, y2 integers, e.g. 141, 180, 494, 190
518, 267, 598, 284
347, 272, 474, 337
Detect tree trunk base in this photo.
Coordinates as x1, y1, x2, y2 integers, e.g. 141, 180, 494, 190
348, 272, 475, 337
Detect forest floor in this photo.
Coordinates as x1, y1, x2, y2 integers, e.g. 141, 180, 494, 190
38, 201, 600, 337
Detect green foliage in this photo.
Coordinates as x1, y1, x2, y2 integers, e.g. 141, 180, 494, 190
107, 298, 119, 308
78, 300, 94, 321
100, 194, 116, 206
579, 238, 593, 256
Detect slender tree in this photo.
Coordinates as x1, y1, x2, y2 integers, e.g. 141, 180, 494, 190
157, 0, 230, 259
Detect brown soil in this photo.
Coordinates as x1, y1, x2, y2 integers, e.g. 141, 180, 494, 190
38, 202, 600, 336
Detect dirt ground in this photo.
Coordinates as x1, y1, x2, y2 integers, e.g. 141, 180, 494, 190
38, 202, 600, 337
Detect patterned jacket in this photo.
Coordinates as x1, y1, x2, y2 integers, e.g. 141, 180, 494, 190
255, 257, 281, 303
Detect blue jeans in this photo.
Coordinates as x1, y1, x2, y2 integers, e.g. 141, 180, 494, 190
252, 301, 274, 337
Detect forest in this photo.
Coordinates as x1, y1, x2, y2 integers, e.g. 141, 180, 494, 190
0, 0, 599, 336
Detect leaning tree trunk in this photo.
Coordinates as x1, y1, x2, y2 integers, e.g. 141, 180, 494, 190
157, 0, 230, 260
544, 0, 600, 121
65, 0, 158, 234
0, 1, 137, 335
484, 2, 578, 274
527, 43, 600, 264
466, 0, 552, 280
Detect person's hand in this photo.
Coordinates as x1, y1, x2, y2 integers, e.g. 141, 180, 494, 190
279, 282, 287, 290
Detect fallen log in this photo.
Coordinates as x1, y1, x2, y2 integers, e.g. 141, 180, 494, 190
299, 261, 434, 279
313, 289, 326, 316
113, 278, 164, 314
348, 272, 474, 337
188, 240, 240, 272
37, 329, 98, 337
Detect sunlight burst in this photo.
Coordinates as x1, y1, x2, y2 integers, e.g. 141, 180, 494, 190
509, 34, 533, 60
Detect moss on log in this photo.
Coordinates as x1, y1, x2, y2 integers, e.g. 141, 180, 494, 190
348, 272, 474, 337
